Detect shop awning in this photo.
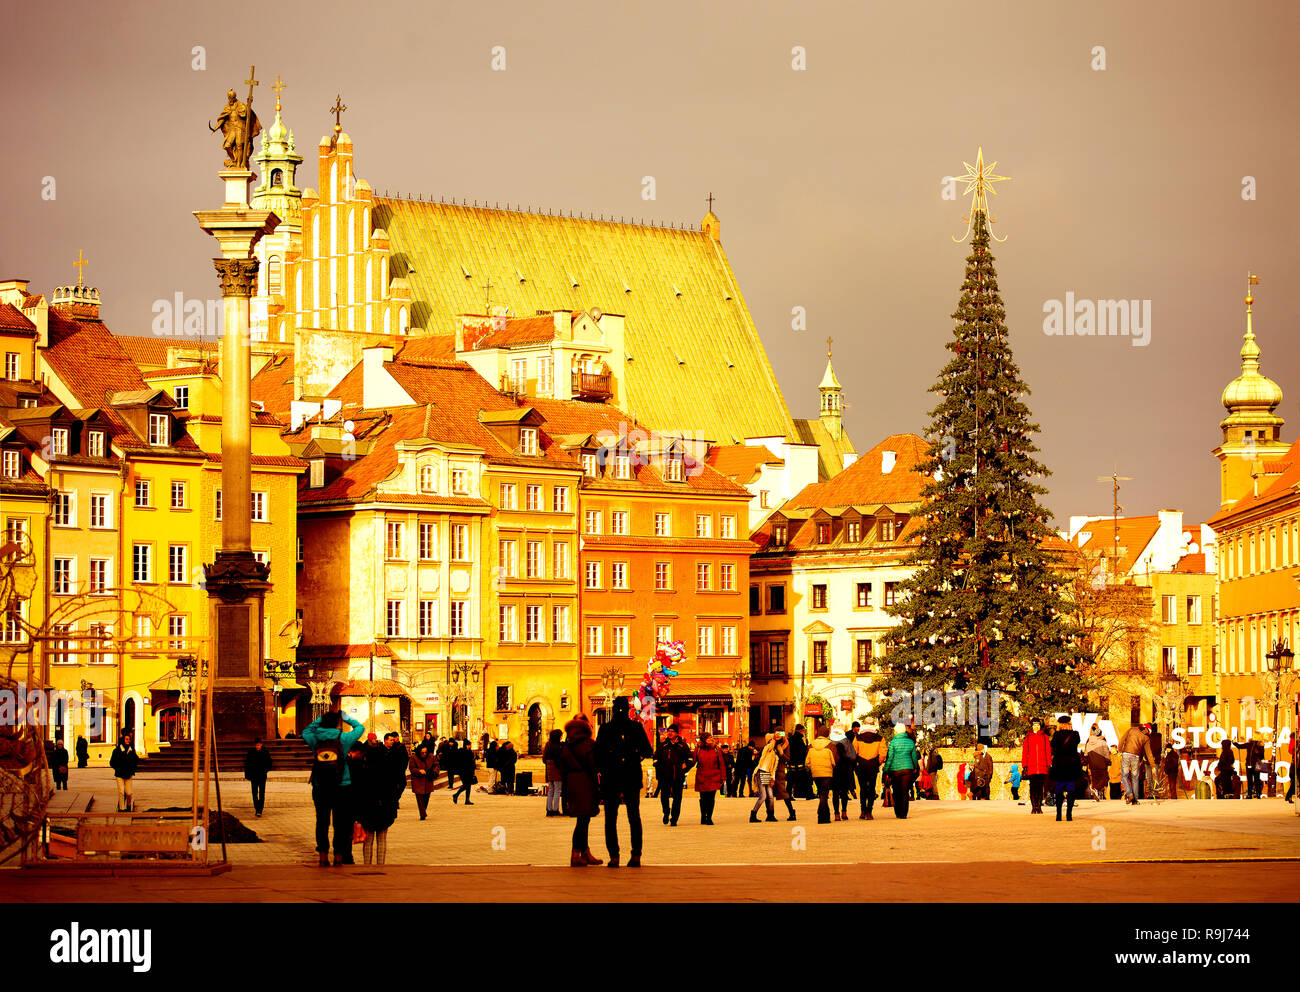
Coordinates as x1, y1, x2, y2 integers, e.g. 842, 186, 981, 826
148, 673, 186, 693
332, 679, 411, 699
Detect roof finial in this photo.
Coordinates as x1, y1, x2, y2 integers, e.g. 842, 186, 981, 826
826, 335, 832, 359
952, 146, 1010, 244
272, 73, 285, 113
329, 93, 346, 149
74, 248, 88, 288
707, 191, 715, 212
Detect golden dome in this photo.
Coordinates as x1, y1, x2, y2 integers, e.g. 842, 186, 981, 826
1221, 309, 1283, 412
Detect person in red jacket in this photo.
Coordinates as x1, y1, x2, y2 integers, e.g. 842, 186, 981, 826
693, 733, 727, 825
1021, 717, 1052, 814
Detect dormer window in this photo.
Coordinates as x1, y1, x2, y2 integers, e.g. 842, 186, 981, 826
148, 413, 170, 447
2, 450, 18, 479
614, 454, 631, 480
420, 465, 437, 493
665, 457, 684, 483
520, 427, 538, 456
88, 432, 105, 458
451, 468, 469, 494
174, 386, 189, 410
880, 519, 896, 542
310, 460, 325, 488
581, 453, 597, 477
816, 522, 831, 544
51, 428, 69, 457
847, 521, 861, 543
772, 522, 787, 546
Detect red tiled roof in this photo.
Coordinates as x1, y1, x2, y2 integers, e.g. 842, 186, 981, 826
190, 411, 287, 428
21, 294, 44, 308
113, 334, 218, 369
465, 315, 557, 350
250, 352, 296, 418
142, 365, 210, 379
45, 312, 150, 407
204, 453, 306, 469
1172, 552, 1208, 573
394, 336, 456, 363
786, 433, 930, 510
706, 444, 783, 484
0, 303, 35, 334
1071, 515, 1161, 576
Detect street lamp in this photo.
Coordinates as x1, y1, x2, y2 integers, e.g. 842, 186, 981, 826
729, 670, 751, 743
177, 656, 199, 741
448, 659, 481, 739
1265, 640, 1294, 798
600, 665, 625, 713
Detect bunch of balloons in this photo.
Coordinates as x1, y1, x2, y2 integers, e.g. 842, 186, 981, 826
634, 640, 687, 742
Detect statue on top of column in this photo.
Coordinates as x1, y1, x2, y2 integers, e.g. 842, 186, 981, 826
209, 77, 262, 171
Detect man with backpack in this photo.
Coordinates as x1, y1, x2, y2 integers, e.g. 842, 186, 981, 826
853, 718, 887, 819
303, 710, 366, 866
969, 741, 994, 800
596, 696, 654, 866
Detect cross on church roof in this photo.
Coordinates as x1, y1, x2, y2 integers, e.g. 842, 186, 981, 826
74, 248, 88, 288
330, 94, 347, 149
826, 336, 832, 359
272, 74, 285, 111
707, 192, 715, 212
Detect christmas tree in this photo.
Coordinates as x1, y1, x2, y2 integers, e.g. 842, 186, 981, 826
873, 153, 1088, 744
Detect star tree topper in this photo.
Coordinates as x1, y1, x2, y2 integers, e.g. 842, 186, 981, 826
952, 146, 1010, 243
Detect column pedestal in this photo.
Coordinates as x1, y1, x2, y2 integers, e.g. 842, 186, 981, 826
205, 550, 273, 739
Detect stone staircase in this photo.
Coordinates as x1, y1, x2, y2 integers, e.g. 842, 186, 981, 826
144, 738, 315, 774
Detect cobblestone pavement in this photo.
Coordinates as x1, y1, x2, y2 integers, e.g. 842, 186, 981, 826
29, 769, 1300, 869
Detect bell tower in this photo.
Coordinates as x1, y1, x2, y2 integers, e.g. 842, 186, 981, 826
818, 337, 843, 442
1213, 278, 1287, 508
250, 74, 302, 343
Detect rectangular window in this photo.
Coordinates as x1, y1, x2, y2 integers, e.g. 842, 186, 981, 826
552, 486, 569, 513
386, 600, 405, 637
656, 623, 673, 645
52, 557, 74, 595
613, 454, 630, 479
52, 492, 73, 527
749, 585, 760, 614
552, 605, 570, 642
88, 558, 109, 594
1187, 645, 1202, 676
654, 512, 671, 537
721, 515, 736, 539
134, 614, 152, 650
847, 521, 860, 543
500, 483, 517, 510
214, 489, 222, 520
581, 454, 597, 477
552, 541, 570, 579
88, 431, 105, 458
148, 413, 170, 447
611, 510, 629, 535
538, 357, 554, 396
526, 541, 543, 578
856, 639, 873, 672
612, 624, 629, 655
525, 484, 542, 511
132, 543, 152, 583
1161, 595, 1177, 624
450, 601, 467, 637
768, 584, 786, 613
168, 545, 187, 584
585, 510, 602, 535
51, 427, 69, 456
697, 625, 714, 656
251, 492, 267, 521
611, 561, 628, 589
696, 563, 711, 591
170, 481, 186, 509
3, 516, 26, 548
499, 539, 518, 577
720, 563, 735, 591
495, 685, 513, 711
519, 427, 538, 456
856, 582, 872, 608
418, 600, 436, 637
89, 493, 109, 528
880, 519, 896, 542
173, 385, 189, 409
1, 450, 19, 479
655, 562, 671, 590
884, 582, 898, 607
813, 640, 828, 674
419, 464, 437, 493
1, 604, 25, 644
525, 605, 543, 642
297, 535, 304, 565
665, 458, 684, 482
772, 523, 787, 546
769, 641, 787, 675
386, 520, 405, 559
167, 615, 187, 650
3, 352, 18, 380
585, 560, 601, 589
418, 522, 436, 560
696, 514, 712, 538
452, 524, 470, 561
721, 625, 736, 655
499, 604, 518, 642
812, 584, 827, 609
451, 468, 469, 494
586, 625, 603, 655
1186, 595, 1202, 625
1161, 645, 1177, 675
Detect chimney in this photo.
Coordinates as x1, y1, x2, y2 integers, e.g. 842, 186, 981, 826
362, 345, 395, 408
0, 279, 29, 307
881, 450, 897, 474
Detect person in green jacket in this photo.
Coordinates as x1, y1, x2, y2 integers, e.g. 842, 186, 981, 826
882, 724, 920, 819
303, 711, 367, 866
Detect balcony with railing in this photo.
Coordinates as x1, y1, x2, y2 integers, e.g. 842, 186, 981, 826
499, 374, 527, 401
571, 370, 611, 400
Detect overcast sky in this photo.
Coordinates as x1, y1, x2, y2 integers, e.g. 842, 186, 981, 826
4, 0, 1297, 528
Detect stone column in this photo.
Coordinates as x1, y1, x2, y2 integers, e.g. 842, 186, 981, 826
195, 170, 280, 739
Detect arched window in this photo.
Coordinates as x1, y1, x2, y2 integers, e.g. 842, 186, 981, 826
271, 168, 284, 187
365, 257, 372, 303
268, 255, 282, 296
363, 208, 371, 249
348, 210, 355, 254
399, 307, 408, 335
329, 161, 338, 202
384, 308, 391, 335
311, 214, 319, 257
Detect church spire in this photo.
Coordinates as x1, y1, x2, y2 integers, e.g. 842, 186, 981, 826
701, 192, 720, 241
252, 75, 303, 227
819, 336, 843, 440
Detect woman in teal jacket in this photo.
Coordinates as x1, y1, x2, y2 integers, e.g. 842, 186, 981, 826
882, 727, 920, 819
